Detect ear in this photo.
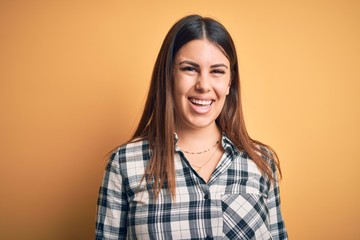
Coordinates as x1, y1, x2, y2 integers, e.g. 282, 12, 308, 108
226, 75, 232, 95
226, 83, 230, 95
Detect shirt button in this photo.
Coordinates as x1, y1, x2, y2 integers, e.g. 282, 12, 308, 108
204, 194, 209, 200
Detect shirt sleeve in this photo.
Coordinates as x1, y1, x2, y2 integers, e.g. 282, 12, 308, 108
95, 151, 128, 239
268, 161, 288, 240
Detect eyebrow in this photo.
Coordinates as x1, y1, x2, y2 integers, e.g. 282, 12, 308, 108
210, 63, 228, 69
178, 60, 228, 69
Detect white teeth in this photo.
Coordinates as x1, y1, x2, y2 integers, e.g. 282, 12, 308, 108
189, 98, 212, 106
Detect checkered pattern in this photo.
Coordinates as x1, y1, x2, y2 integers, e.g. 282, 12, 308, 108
96, 135, 288, 239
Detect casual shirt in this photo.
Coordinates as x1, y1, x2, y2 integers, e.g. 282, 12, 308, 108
96, 134, 288, 239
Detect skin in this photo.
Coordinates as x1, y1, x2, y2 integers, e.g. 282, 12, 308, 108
173, 38, 231, 134
172, 39, 231, 182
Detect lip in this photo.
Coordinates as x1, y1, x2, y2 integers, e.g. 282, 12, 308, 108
188, 97, 214, 114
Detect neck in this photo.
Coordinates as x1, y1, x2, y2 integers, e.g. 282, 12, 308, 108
175, 123, 221, 151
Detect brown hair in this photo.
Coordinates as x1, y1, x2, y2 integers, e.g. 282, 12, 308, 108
131, 15, 281, 199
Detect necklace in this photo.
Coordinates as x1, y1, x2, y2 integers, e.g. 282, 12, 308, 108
190, 146, 218, 173
182, 138, 221, 155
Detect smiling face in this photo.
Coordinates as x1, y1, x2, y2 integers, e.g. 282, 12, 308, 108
173, 39, 231, 131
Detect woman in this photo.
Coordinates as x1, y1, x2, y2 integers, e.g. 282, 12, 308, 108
96, 15, 288, 239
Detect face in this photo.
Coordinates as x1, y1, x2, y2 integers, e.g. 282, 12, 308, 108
173, 39, 231, 131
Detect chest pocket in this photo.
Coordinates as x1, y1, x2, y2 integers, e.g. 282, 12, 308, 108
221, 193, 272, 240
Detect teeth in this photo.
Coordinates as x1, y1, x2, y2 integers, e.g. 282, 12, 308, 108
189, 98, 212, 106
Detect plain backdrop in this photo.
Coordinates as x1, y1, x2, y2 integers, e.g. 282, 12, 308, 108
1, 1, 359, 239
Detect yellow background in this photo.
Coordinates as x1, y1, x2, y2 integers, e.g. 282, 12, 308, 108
1, 1, 359, 239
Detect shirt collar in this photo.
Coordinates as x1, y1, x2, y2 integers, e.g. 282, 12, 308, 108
221, 133, 241, 157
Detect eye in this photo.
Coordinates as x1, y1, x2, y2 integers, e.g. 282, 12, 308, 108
211, 69, 226, 74
180, 66, 197, 72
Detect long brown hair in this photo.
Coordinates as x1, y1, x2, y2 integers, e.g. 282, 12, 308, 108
131, 15, 281, 199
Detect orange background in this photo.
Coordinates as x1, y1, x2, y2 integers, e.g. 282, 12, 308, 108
1, 1, 359, 239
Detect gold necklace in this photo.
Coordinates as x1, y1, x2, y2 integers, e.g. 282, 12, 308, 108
190, 146, 218, 173
182, 139, 221, 155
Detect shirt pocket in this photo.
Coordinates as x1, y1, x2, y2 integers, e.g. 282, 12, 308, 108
221, 193, 272, 240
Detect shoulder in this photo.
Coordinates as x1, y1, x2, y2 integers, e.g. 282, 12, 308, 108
112, 139, 151, 160
107, 139, 151, 176
235, 142, 280, 180
257, 145, 278, 171
255, 144, 282, 184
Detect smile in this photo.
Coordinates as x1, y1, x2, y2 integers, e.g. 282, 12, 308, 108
189, 98, 213, 107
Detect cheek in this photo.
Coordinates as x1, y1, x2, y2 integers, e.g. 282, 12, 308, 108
174, 77, 194, 96
173, 82, 188, 98
220, 75, 231, 96
216, 80, 231, 97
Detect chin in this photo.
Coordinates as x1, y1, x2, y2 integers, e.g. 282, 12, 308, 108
185, 118, 217, 130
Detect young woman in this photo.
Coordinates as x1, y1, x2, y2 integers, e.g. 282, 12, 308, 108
96, 15, 288, 239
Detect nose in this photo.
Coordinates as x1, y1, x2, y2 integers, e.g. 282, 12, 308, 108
195, 73, 211, 92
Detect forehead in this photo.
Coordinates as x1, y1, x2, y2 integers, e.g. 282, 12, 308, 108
175, 39, 229, 66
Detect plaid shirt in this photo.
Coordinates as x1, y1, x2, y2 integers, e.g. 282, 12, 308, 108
96, 135, 288, 239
